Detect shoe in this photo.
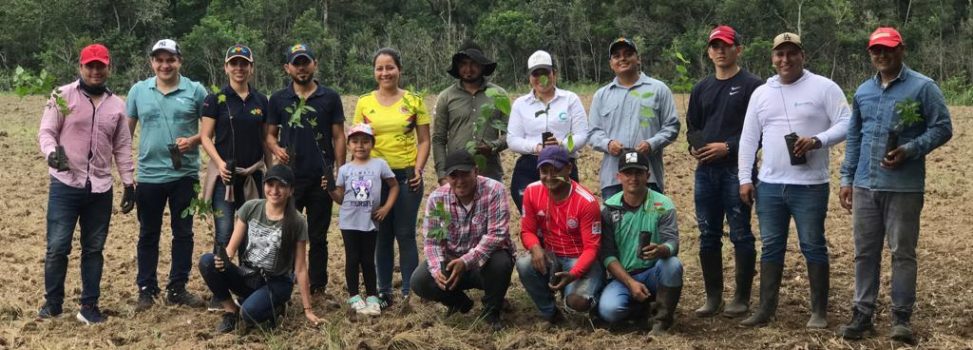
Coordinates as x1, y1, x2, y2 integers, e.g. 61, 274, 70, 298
76, 304, 106, 325
445, 295, 474, 317
38, 302, 63, 319
694, 251, 724, 317
377, 293, 394, 310
363, 296, 382, 316
542, 308, 565, 329
217, 312, 238, 333
723, 249, 755, 318
135, 288, 155, 313
167, 288, 205, 308
740, 262, 784, 327
806, 263, 829, 329
207, 297, 223, 312
483, 309, 503, 332
890, 311, 916, 345
840, 308, 874, 340
348, 295, 368, 314
648, 285, 683, 336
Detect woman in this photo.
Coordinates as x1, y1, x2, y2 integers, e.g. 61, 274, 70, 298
353, 47, 431, 309
507, 50, 589, 213
198, 164, 320, 333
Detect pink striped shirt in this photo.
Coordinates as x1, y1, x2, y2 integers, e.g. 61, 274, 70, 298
38, 81, 134, 193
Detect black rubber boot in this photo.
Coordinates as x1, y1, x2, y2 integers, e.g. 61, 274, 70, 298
694, 251, 724, 317
740, 262, 783, 327
648, 285, 682, 336
723, 249, 755, 318
840, 307, 874, 340
806, 263, 829, 328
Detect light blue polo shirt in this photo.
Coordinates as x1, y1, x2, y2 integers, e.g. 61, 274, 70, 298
126, 75, 207, 183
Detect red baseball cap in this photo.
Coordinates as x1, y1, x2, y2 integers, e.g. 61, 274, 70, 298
80, 44, 111, 65
709, 25, 737, 45
868, 27, 903, 49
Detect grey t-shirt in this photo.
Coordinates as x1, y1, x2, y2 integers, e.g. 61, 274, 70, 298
236, 199, 309, 277
336, 158, 395, 231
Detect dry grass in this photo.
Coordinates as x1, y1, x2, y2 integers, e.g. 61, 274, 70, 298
0, 95, 970, 349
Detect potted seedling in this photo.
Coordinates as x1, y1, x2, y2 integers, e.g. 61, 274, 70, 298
886, 98, 922, 156
209, 85, 238, 185
466, 88, 511, 170
15, 66, 71, 171
284, 98, 337, 191
427, 200, 453, 274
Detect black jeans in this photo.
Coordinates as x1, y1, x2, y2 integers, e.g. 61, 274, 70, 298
410, 250, 514, 315
198, 253, 293, 326
293, 177, 332, 290
135, 176, 196, 294
341, 230, 378, 297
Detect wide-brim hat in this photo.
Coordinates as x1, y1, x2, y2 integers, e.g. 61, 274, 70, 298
447, 47, 497, 79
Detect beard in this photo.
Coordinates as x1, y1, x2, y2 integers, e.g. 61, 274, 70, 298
460, 75, 484, 85
291, 72, 315, 85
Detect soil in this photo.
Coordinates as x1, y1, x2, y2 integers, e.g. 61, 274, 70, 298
1, 94, 970, 349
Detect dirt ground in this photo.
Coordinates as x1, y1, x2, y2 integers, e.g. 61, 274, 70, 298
0, 94, 970, 350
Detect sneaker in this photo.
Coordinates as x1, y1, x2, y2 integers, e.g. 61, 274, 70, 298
362, 296, 382, 316
167, 288, 205, 308
76, 304, 106, 325
377, 293, 394, 310
348, 295, 368, 315
37, 303, 63, 319
217, 312, 238, 333
207, 297, 223, 312
135, 289, 155, 313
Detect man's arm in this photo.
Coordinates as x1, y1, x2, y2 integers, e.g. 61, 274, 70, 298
113, 109, 136, 186
737, 91, 762, 185
587, 90, 611, 153
840, 96, 863, 187
903, 82, 953, 159
567, 200, 602, 279
519, 186, 542, 251
646, 86, 681, 154
598, 207, 621, 268
330, 94, 346, 168
38, 93, 64, 157
813, 82, 851, 147
431, 91, 450, 179
656, 205, 679, 257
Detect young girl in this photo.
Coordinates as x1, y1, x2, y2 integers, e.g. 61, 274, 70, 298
327, 123, 398, 315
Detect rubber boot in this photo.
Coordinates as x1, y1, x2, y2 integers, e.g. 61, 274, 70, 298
740, 262, 783, 327
648, 285, 682, 336
805, 263, 829, 329
723, 249, 755, 318
694, 251, 723, 317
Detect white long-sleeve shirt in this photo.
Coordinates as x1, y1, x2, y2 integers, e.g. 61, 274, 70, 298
507, 88, 589, 157
738, 70, 851, 185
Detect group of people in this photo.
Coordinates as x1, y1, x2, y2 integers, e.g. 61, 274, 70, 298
38, 24, 951, 345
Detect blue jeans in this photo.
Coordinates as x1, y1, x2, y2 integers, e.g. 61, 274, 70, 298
510, 154, 578, 214
44, 178, 112, 306
755, 182, 830, 265
136, 176, 196, 294
212, 172, 264, 247
377, 168, 423, 296
516, 254, 605, 318
597, 257, 684, 323
601, 182, 662, 201
694, 165, 755, 255
198, 253, 293, 325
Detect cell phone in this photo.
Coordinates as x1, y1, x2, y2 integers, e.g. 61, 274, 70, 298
639, 231, 653, 251
541, 131, 555, 146
440, 261, 451, 276
168, 143, 182, 170
783, 132, 807, 165
215, 243, 231, 270
323, 163, 336, 191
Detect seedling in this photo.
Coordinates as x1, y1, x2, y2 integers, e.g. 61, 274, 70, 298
886, 98, 923, 155
465, 88, 510, 169
14, 66, 70, 116
285, 97, 316, 128
427, 200, 451, 241
180, 182, 223, 219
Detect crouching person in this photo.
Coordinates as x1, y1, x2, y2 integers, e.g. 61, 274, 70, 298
197, 165, 321, 333
410, 150, 515, 331
597, 150, 683, 336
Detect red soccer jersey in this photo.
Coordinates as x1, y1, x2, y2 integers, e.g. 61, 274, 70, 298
520, 180, 602, 278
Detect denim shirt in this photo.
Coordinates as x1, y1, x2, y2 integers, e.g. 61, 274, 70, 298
840, 66, 953, 192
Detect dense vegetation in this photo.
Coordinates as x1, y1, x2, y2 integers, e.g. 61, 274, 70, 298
1, 0, 971, 104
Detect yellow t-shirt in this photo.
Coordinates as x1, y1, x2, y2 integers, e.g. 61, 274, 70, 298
353, 91, 430, 169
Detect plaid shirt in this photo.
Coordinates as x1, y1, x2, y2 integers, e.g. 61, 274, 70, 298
423, 176, 514, 276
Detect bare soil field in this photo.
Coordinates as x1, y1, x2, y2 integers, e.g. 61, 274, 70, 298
0, 94, 970, 349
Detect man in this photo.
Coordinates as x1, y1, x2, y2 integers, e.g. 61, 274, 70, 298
588, 37, 680, 199
127, 39, 208, 311
411, 150, 515, 331
597, 150, 683, 336
737, 32, 851, 328
37, 44, 135, 324
516, 146, 602, 325
685, 25, 763, 318
265, 43, 345, 294
432, 42, 507, 184
839, 27, 952, 344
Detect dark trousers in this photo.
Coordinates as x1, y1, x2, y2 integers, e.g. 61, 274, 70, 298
410, 250, 514, 315
510, 154, 579, 214
136, 176, 196, 294
44, 178, 112, 306
293, 177, 333, 290
341, 230, 378, 297
198, 253, 293, 325
377, 168, 423, 296
694, 165, 755, 254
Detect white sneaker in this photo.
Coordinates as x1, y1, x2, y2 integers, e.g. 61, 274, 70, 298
362, 296, 382, 316
348, 295, 367, 314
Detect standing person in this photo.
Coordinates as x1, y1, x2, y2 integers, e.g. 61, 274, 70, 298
37, 44, 135, 324
265, 43, 346, 295
127, 39, 208, 311
353, 47, 431, 309
686, 25, 764, 318
516, 146, 602, 325
588, 37, 680, 199
411, 150, 515, 331
737, 32, 851, 328
838, 27, 952, 344
597, 150, 683, 336
432, 42, 507, 183
507, 50, 589, 213
324, 124, 398, 316
197, 165, 322, 333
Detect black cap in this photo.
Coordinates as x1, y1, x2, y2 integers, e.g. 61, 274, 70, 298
285, 43, 315, 64
609, 37, 638, 57
618, 150, 650, 172
447, 41, 497, 79
264, 164, 295, 186
444, 150, 476, 175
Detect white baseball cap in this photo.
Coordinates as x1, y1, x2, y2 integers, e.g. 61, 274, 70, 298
151, 39, 181, 56
527, 50, 554, 74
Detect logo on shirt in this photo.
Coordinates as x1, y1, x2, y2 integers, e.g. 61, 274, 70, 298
567, 218, 579, 229
592, 222, 601, 235
794, 101, 814, 108
351, 177, 373, 202
558, 111, 568, 122
729, 86, 742, 96
537, 210, 546, 217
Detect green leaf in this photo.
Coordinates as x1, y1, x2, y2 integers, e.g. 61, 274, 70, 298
473, 154, 487, 171
180, 206, 193, 218
629, 90, 640, 97
566, 133, 575, 153
490, 119, 506, 130
495, 95, 511, 116
210, 85, 221, 94
640, 106, 654, 118
539, 75, 549, 87
641, 91, 654, 99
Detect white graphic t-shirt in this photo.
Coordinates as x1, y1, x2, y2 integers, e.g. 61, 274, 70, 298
236, 199, 308, 276
336, 158, 395, 231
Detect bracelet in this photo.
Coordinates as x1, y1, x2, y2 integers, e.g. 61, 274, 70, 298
303, 306, 312, 311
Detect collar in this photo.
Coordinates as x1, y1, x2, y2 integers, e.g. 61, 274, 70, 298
73, 79, 114, 96
282, 80, 323, 99
221, 84, 257, 101
609, 72, 651, 90
605, 188, 653, 210
446, 176, 486, 206
148, 75, 190, 92
452, 80, 490, 95
871, 64, 910, 87
526, 87, 568, 104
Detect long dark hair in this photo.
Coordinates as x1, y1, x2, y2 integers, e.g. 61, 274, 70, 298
276, 192, 303, 268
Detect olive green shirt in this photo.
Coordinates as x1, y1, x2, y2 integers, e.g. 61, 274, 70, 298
432, 81, 508, 180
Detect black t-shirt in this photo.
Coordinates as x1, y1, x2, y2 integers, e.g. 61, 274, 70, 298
266, 82, 345, 180
201, 85, 269, 168
686, 69, 763, 167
